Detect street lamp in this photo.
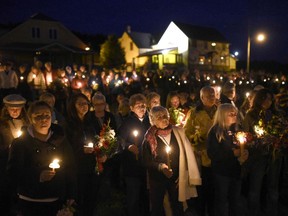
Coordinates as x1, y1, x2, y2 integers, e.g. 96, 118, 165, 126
247, 33, 266, 78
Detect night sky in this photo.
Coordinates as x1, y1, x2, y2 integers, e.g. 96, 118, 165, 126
1, 0, 288, 64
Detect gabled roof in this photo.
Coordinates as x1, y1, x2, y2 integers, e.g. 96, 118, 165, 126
127, 31, 155, 49
174, 21, 228, 43
0, 42, 87, 53
30, 13, 57, 22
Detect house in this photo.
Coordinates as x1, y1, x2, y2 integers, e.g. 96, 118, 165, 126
0, 13, 93, 67
119, 27, 155, 71
138, 21, 236, 71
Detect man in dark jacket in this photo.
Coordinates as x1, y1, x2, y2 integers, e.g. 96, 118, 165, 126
118, 93, 150, 216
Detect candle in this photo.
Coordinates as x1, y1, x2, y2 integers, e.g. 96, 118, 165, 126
20, 76, 24, 80
236, 132, 246, 157
49, 159, 60, 172
133, 130, 139, 160
165, 146, 171, 169
77, 81, 82, 88
16, 130, 22, 138
87, 142, 94, 148
133, 130, 139, 141
32, 74, 36, 79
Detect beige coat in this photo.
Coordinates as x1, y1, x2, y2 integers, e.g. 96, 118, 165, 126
173, 126, 201, 201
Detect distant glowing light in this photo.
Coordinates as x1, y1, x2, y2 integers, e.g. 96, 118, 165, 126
257, 34, 265, 42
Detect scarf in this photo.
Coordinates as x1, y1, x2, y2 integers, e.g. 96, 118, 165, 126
145, 124, 172, 157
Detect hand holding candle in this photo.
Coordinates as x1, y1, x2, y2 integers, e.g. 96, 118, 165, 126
165, 145, 171, 169
235, 132, 247, 164
84, 142, 94, 154
133, 130, 139, 160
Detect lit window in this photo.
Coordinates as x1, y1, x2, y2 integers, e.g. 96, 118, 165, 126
199, 56, 205, 65
152, 55, 158, 63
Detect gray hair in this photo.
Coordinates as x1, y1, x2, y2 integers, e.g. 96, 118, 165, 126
149, 106, 169, 125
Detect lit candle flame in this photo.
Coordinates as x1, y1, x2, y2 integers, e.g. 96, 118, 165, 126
87, 142, 94, 148
166, 146, 171, 154
236, 132, 246, 145
254, 125, 265, 137
49, 159, 60, 171
20, 76, 24, 80
77, 82, 82, 88
32, 74, 36, 79
16, 130, 22, 138
133, 130, 139, 137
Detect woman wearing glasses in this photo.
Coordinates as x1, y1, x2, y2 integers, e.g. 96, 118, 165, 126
66, 93, 99, 216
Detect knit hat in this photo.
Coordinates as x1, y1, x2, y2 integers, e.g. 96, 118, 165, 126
3, 94, 26, 107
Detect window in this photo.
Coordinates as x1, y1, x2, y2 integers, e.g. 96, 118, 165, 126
152, 55, 158, 63
130, 42, 133, 51
176, 54, 183, 63
222, 44, 226, 51
32, 27, 40, 38
204, 42, 208, 49
49, 29, 57, 39
199, 56, 205, 65
191, 40, 197, 48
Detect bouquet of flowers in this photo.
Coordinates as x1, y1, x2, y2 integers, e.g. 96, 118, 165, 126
252, 110, 288, 156
94, 120, 117, 173
168, 107, 186, 126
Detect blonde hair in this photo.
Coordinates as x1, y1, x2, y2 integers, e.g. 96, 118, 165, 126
212, 103, 238, 142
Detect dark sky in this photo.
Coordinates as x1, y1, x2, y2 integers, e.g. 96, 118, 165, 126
1, 0, 288, 63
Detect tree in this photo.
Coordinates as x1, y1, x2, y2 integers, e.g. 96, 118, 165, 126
100, 35, 126, 69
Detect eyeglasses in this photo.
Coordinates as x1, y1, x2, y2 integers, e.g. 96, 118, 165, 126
227, 112, 237, 117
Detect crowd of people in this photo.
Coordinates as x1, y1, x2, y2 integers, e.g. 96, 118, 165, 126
0, 60, 288, 216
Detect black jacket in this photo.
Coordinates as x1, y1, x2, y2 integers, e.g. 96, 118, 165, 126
7, 124, 77, 200
207, 125, 241, 178
118, 112, 150, 177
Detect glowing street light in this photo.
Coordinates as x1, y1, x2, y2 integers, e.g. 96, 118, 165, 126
247, 33, 266, 78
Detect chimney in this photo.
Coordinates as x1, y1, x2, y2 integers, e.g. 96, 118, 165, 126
127, 25, 131, 33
